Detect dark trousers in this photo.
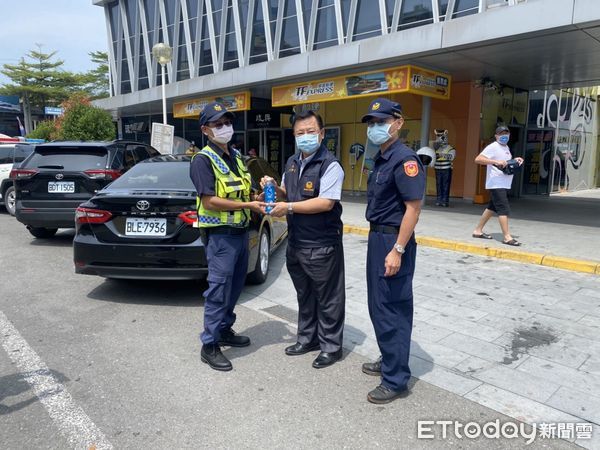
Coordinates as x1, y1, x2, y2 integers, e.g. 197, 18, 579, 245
367, 231, 416, 391
286, 243, 345, 353
200, 232, 249, 345
435, 169, 452, 205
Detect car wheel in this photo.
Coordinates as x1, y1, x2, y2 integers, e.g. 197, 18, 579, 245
4, 186, 16, 216
27, 227, 58, 238
247, 226, 270, 284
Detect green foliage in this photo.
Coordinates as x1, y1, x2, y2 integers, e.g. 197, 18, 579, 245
56, 96, 115, 141
83, 51, 110, 99
0, 45, 81, 110
26, 120, 57, 141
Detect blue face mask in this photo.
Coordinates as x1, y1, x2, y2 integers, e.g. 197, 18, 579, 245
296, 133, 320, 154
498, 135, 510, 145
367, 123, 392, 146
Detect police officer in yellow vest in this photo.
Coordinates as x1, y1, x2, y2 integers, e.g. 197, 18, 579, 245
190, 102, 264, 371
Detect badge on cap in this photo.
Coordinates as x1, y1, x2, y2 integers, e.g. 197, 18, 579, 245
214, 104, 222, 111
404, 161, 419, 177
372, 102, 380, 111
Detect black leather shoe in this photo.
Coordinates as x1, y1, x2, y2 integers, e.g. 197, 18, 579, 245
312, 350, 343, 369
218, 329, 250, 347
367, 384, 409, 404
362, 355, 382, 376
201, 344, 232, 371
285, 342, 320, 356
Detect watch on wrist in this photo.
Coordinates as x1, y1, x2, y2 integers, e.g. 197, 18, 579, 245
393, 243, 405, 254
287, 202, 293, 215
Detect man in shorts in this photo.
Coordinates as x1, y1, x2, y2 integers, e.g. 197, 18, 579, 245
472, 125, 524, 246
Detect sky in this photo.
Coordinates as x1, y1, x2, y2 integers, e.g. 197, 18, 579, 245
0, 0, 108, 84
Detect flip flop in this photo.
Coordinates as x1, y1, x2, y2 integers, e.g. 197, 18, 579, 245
472, 233, 493, 239
503, 239, 521, 246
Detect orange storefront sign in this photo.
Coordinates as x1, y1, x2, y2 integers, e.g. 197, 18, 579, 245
272, 65, 451, 107
173, 91, 251, 118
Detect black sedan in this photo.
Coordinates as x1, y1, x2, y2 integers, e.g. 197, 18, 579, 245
73, 154, 287, 283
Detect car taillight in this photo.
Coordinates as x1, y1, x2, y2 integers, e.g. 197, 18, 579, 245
10, 168, 38, 179
84, 169, 122, 180
75, 207, 113, 224
178, 210, 198, 225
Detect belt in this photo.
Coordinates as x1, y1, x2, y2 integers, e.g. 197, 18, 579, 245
205, 226, 247, 235
369, 224, 400, 234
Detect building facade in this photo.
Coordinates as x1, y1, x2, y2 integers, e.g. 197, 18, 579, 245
94, 0, 600, 198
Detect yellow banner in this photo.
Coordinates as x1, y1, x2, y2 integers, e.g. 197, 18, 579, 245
173, 91, 250, 118
272, 65, 451, 107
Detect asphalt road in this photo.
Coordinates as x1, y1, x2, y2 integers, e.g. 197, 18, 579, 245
0, 211, 576, 449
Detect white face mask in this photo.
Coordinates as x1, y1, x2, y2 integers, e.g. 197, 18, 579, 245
211, 124, 234, 144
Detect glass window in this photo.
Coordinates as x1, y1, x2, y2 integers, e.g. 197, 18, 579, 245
340, 0, 351, 40
138, 38, 149, 90
198, 38, 213, 75
223, 4, 239, 70
124, 0, 138, 34
186, 0, 198, 19
27, 147, 108, 171
108, 162, 195, 190
439, 0, 449, 19
453, 0, 478, 18
144, 0, 158, 32
165, 0, 177, 24
280, 0, 300, 57
108, 2, 121, 41
301, 0, 312, 42
385, 0, 395, 30
14, 144, 35, 163
314, 3, 337, 50
398, 0, 433, 31
280, 17, 301, 57
239, 0, 249, 44
0, 147, 13, 165
354, 0, 381, 41
250, 1, 268, 63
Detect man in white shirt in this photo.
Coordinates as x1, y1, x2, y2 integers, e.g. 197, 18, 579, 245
472, 126, 524, 246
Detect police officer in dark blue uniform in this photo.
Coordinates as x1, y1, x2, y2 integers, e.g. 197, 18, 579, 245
190, 102, 264, 372
360, 98, 426, 404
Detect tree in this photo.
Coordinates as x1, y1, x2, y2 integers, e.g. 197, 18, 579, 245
0, 45, 82, 134
82, 51, 110, 99
54, 94, 115, 141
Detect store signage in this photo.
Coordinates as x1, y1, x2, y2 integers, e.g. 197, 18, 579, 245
249, 111, 280, 128
272, 65, 451, 107
44, 106, 64, 116
173, 91, 250, 118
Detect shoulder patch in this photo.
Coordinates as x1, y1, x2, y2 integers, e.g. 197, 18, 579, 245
403, 160, 419, 177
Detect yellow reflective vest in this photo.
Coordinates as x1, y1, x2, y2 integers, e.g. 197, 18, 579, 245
192, 145, 251, 228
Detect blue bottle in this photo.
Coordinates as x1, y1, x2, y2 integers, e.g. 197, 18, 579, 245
264, 179, 276, 214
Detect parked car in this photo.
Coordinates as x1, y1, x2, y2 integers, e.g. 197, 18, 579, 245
12, 140, 160, 238
73, 154, 287, 284
0, 142, 36, 216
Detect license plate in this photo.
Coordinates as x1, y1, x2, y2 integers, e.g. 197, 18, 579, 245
48, 181, 75, 193
125, 218, 167, 236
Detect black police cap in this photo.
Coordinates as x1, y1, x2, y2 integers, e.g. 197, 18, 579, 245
361, 98, 403, 123
199, 101, 234, 126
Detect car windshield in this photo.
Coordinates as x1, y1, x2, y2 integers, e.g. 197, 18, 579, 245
107, 161, 195, 190
27, 146, 108, 170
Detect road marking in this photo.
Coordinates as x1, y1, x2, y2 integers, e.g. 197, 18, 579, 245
0, 311, 113, 450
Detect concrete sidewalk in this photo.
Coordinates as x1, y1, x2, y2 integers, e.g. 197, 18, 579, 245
340, 189, 600, 273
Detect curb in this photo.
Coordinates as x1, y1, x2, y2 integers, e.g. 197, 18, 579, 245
343, 225, 600, 275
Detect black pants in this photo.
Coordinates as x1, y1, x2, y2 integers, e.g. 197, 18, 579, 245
286, 243, 345, 353
435, 169, 452, 205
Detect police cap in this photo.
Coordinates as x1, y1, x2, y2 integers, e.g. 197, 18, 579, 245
361, 98, 403, 123
199, 102, 235, 127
